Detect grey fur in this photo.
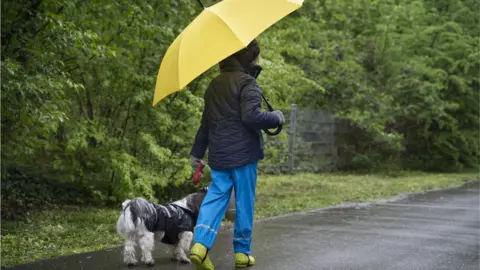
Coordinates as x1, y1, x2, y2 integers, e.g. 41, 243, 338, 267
170, 187, 208, 216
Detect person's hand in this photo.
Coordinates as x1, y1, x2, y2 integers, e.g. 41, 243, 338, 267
190, 156, 204, 176
272, 110, 285, 125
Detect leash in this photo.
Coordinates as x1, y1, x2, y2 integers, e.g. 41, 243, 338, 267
251, 64, 283, 136
192, 160, 204, 185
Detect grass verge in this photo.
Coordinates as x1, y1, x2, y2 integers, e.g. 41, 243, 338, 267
1, 172, 477, 267
254, 171, 478, 218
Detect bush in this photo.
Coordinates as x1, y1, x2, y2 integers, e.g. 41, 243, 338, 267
336, 121, 404, 172
1, 168, 95, 220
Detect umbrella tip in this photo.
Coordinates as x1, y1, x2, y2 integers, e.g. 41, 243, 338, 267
197, 0, 205, 9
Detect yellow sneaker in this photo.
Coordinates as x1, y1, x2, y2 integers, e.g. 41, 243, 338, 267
235, 253, 255, 268
190, 243, 215, 270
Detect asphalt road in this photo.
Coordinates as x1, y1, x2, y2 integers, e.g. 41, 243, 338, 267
6, 182, 479, 270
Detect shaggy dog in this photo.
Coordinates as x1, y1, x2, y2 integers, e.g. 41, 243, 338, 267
116, 187, 235, 266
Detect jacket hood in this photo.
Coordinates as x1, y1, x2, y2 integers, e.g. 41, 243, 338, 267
219, 39, 262, 78
219, 57, 263, 79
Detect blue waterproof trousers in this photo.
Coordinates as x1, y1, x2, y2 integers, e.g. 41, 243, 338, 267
193, 161, 257, 254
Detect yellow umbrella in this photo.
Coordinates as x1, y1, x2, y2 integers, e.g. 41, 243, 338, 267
152, 0, 304, 106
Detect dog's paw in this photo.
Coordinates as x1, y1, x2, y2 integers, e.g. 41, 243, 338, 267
179, 257, 191, 264
142, 259, 155, 267
124, 252, 138, 266
126, 261, 138, 267
171, 254, 191, 264
144, 261, 155, 267
142, 260, 155, 266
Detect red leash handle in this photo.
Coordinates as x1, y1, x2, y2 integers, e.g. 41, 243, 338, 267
192, 160, 204, 185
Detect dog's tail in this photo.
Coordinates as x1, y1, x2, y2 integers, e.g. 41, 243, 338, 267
116, 199, 136, 235
116, 198, 156, 235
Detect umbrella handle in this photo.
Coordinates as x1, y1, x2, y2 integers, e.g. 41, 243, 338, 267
261, 93, 283, 136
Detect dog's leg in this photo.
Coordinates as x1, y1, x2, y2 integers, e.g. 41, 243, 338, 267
168, 244, 177, 260
138, 230, 155, 266
154, 231, 165, 242
172, 244, 187, 263
172, 231, 192, 264
180, 231, 194, 256
123, 233, 138, 266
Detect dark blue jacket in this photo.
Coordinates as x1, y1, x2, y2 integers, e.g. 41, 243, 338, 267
190, 58, 281, 171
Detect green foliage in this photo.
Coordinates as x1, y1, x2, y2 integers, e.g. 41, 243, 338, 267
1, 169, 95, 220
337, 121, 405, 172
1, 0, 205, 209
263, 0, 479, 172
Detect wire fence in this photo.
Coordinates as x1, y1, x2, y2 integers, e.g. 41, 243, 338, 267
259, 104, 350, 174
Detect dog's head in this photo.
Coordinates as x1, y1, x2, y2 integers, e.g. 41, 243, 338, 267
198, 186, 209, 193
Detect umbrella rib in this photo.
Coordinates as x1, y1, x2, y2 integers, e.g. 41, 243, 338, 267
207, 9, 249, 48
177, 9, 246, 90
177, 32, 185, 89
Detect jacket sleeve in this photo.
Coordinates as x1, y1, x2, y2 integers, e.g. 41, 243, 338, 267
190, 107, 208, 159
240, 77, 281, 130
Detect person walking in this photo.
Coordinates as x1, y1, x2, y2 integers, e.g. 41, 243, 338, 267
188, 39, 284, 269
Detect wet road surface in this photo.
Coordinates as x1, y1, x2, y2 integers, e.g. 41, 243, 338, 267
6, 182, 479, 270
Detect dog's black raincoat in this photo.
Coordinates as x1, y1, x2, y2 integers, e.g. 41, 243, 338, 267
148, 187, 208, 245
150, 204, 195, 245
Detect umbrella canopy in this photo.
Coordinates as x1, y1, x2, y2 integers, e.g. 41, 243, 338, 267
152, 0, 304, 106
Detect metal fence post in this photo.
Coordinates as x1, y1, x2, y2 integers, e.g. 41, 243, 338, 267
288, 104, 297, 172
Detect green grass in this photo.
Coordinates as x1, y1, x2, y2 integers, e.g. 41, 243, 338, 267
254, 171, 478, 218
1, 172, 478, 267
1, 207, 125, 267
